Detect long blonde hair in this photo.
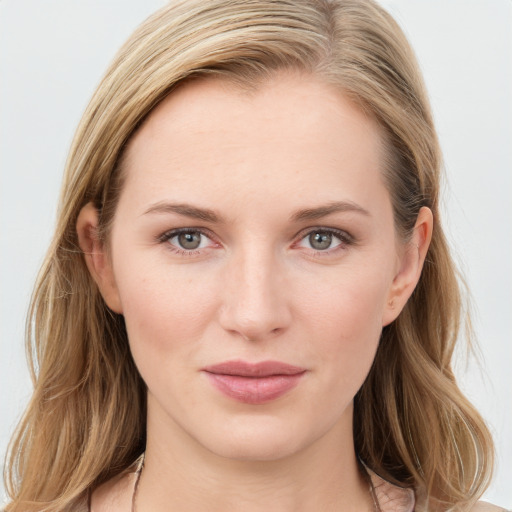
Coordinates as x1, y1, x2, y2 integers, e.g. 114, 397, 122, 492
4, 1, 493, 510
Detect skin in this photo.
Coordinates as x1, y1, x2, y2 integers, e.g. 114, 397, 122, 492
78, 71, 432, 511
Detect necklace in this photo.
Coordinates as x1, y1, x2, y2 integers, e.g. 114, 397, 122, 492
368, 474, 382, 512
130, 456, 380, 512
131, 454, 144, 512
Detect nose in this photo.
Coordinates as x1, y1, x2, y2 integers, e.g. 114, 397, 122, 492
218, 243, 292, 342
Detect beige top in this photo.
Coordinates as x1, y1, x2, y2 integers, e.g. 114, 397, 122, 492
364, 467, 508, 512
365, 467, 415, 512
77, 463, 507, 512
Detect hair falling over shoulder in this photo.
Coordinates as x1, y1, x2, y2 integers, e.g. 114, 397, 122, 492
4, 1, 493, 511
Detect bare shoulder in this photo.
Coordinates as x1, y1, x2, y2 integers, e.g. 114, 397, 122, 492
470, 502, 510, 512
90, 470, 137, 512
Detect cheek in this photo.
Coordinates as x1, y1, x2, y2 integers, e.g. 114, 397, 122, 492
114, 260, 225, 414
298, 266, 391, 383
303, 265, 389, 339
113, 253, 221, 361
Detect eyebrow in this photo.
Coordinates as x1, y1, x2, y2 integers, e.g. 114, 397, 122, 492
143, 202, 222, 223
142, 200, 370, 224
290, 201, 371, 222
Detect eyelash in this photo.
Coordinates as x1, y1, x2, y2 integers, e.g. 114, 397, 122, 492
157, 228, 219, 256
157, 227, 355, 257
294, 227, 354, 257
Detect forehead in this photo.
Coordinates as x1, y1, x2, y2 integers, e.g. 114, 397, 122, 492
119, 71, 388, 214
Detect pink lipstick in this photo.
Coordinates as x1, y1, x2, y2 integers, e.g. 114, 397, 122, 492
202, 360, 306, 404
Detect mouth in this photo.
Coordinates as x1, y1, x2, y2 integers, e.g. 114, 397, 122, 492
201, 360, 307, 405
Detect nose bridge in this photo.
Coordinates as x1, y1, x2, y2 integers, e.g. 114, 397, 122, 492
220, 240, 290, 341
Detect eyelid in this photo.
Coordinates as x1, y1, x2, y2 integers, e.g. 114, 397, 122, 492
156, 225, 355, 256
293, 226, 355, 253
295, 226, 354, 243
157, 227, 221, 253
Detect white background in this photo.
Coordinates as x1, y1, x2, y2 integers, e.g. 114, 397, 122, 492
1, 0, 511, 507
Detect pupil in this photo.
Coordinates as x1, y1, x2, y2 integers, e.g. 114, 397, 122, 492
310, 232, 332, 250
178, 232, 201, 250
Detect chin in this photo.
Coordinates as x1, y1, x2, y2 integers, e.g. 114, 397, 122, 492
210, 437, 304, 462
197, 415, 318, 462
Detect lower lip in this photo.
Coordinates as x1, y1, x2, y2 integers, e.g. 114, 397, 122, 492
204, 372, 305, 404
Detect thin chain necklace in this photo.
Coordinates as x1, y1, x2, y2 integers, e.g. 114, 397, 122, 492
131, 454, 144, 512
368, 474, 382, 512
130, 456, 380, 512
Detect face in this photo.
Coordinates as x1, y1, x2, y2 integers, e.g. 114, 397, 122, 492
86, 72, 424, 462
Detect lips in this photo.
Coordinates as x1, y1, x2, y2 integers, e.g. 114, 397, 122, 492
202, 360, 306, 404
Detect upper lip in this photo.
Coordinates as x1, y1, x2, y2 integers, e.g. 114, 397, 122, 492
202, 360, 306, 377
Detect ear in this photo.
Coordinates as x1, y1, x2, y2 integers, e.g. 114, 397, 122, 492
382, 206, 433, 326
76, 202, 123, 314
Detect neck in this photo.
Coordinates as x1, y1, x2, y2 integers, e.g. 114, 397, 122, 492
136, 397, 373, 512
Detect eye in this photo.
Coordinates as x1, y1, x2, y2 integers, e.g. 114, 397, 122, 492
297, 228, 352, 252
308, 232, 337, 250
174, 231, 204, 250
159, 228, 216, 253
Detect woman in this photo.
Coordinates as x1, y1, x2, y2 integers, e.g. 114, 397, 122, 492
3, 1, 506, 511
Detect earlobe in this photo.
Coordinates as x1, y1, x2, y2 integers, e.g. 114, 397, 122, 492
382, 207, 433, 326
76, 203, 123, 314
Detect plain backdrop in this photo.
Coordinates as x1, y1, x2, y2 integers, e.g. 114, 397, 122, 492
1, 0, 511, 507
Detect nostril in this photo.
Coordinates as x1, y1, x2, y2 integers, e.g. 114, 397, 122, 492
235, 327, 283, 342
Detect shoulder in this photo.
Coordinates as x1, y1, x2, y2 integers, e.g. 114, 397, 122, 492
470, 502, 510, 512
90, 470, 138, 512
364, 466, 415, 512
364, 465, 510, 512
